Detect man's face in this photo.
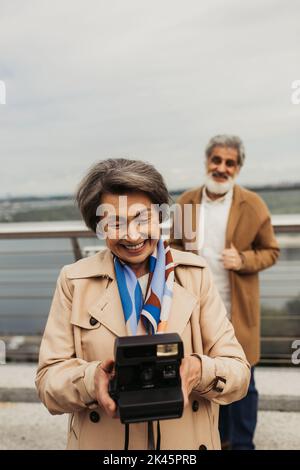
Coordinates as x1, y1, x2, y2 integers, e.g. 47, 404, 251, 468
205, 146, 240, 194
206, 145, 240, 181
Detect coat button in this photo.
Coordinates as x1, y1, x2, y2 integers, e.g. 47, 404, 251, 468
89, 317, 98, 326
192, 400, 199, 412
199, 444, 207, 450
89, 411, 100, 423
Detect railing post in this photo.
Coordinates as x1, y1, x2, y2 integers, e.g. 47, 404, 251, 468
71, 237, 82, 260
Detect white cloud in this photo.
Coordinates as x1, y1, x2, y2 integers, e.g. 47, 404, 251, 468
0, 0, 300, 196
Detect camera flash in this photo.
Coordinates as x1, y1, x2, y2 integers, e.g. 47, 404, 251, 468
157, 343, 178, 357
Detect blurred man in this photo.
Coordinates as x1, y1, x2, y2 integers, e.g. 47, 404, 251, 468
170, 135, 279, 450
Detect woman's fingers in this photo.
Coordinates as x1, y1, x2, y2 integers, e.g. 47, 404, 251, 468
100, 388, 116, 414
180, 356, 202, 407
100, 358, 115, 374
95, 359, 117, 417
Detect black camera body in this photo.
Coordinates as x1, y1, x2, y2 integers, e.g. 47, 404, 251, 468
108, 333, 184, 424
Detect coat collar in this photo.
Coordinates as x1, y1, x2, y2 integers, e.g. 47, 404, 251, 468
225, 185, 246, 246
65, 246, 206, 280
66, 248, 116, 280
195, 183, 245, 205
86, 278, 198, 338
67, 247, 202, 337
194, 184, 246, 248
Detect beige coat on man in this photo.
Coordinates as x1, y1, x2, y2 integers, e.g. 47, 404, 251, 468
170, 184, 280, 365
35, 248, 250, 450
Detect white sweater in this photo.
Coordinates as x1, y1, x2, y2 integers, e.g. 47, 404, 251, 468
198, 187, 233, 318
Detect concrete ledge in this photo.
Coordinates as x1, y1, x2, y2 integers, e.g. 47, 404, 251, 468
0, 387, 39, 403
259, 394, 300, 412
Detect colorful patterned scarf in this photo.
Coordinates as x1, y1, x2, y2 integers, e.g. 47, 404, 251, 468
114, 239, 174, 335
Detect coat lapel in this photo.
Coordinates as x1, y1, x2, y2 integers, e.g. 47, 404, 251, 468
88, 280, 198, 338
68, 247, 198, 339
225, 185, 245, 247
88, 279, 127, 338
71, 249, 127, 337
167, 282, 198, 335
185, 187, 203, 253
186, 185, 246, 249
189, 185, 243, 254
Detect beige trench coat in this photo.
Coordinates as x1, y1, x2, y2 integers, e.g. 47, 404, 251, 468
35, 248, 250, 450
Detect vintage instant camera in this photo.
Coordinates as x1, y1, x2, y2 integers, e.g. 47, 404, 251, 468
108, 333, 184, 424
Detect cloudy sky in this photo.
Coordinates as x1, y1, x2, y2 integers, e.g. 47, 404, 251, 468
0, 0, 300, 197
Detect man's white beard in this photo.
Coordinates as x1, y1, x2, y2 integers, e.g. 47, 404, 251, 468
204, 173, 235, 195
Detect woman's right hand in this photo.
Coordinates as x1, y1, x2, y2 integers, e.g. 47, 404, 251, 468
94, 359, 117, 418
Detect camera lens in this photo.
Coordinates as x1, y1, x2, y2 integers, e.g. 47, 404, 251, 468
140, 366, 154, 384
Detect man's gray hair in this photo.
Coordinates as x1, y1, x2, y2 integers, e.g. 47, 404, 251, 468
205, 135, 246, 166
76, 158, 170, 232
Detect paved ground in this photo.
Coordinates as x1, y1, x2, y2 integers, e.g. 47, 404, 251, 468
0, 364, 299, 450
255, 366, 300, 396
0, 402, 67, 450
0, 402, 299, 450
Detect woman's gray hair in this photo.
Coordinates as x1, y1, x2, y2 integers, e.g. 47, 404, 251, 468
76, 158, 170, 232
205, 135, 246, 166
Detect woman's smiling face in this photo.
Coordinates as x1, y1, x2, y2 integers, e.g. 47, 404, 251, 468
100, 192, 160, 271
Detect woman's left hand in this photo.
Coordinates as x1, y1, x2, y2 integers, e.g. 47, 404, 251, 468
180, 356, 202, 407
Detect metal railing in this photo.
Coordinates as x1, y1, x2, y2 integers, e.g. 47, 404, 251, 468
0, 215, 300, 364
1, 214, 299, 259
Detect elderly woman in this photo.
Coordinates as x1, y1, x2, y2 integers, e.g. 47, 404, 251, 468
35, 158, 250, 450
